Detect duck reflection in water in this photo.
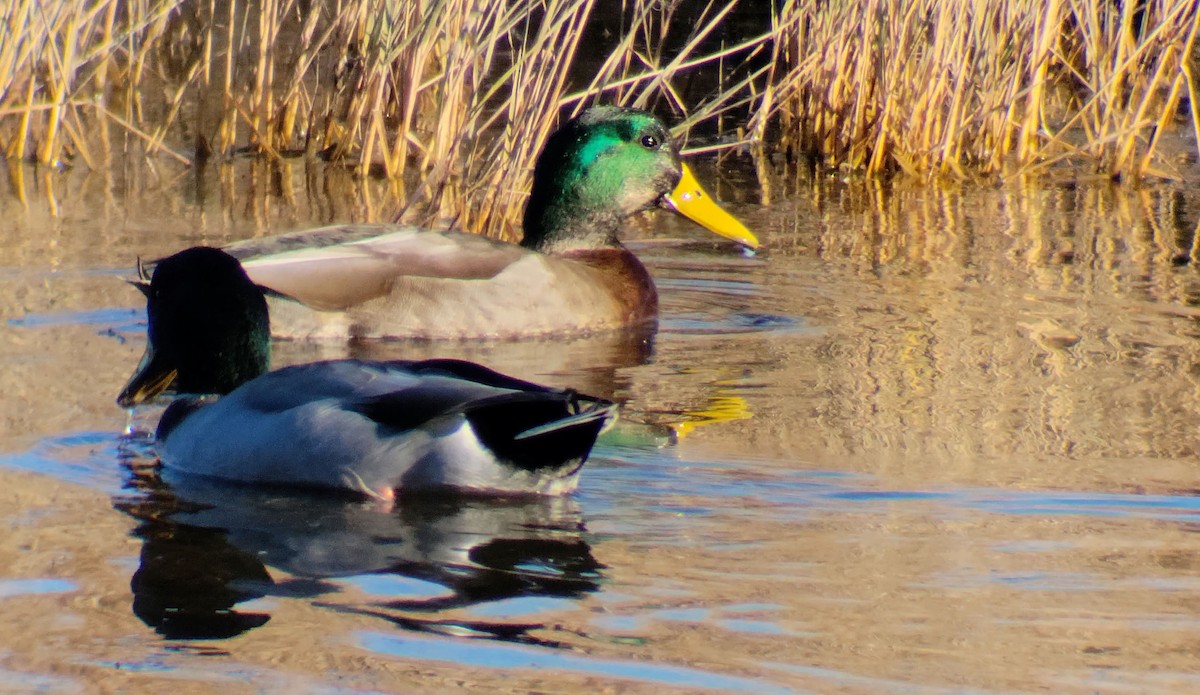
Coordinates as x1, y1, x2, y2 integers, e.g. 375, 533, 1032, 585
114, 464, 603, 642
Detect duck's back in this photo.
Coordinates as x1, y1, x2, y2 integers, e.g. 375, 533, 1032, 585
156, 361, 468, 493
230, 225, 657, 340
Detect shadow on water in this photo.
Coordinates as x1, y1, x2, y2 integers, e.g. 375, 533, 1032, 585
112, 450, 603, 644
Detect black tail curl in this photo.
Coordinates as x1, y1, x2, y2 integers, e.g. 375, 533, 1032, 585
464, 391, 617, 473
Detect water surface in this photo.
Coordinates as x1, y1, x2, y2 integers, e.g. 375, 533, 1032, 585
3, 158, 1200, 692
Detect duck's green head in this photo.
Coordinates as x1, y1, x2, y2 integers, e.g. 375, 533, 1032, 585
117, 247, 270, 407
522, 106, 758, 253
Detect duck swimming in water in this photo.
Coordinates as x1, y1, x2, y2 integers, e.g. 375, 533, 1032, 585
117, 247, 617, 499
212, 106, 757, 340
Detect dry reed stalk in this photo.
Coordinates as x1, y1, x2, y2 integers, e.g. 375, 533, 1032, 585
763, 0, 1200, 179
5, 0, 1199, 226
1036, 0, 1200, 178
2, 0, 761, 235
447, 0, 601, 238
0, 0, 182, 165
566, 0, 771, 138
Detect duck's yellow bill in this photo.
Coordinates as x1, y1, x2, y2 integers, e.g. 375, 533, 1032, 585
117, 345, 178, 408
663, 164, 759, 249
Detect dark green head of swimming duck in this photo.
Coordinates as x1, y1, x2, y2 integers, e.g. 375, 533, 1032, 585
117, 247, 270, 407
522, 106, 758, 254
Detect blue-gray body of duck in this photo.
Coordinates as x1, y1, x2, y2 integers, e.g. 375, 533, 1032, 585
156, 358, 611, 498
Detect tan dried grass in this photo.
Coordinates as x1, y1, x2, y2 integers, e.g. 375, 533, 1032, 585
3, 0, 1196, 239
0, 0, 764, 236
756, 0, 1200, 179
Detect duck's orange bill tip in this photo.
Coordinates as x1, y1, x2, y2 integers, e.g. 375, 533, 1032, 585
664, 164, 759, 250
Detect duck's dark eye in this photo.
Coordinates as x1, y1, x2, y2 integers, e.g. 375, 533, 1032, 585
640, 134, 659, 149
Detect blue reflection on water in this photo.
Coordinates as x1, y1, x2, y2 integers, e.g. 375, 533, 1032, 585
1, 431, 129, 493
960, 489, 1200, 523
0, 578, 76, 599
0, 669, 78, 692
339, 573, 450, 600
657, 276, 763, 298
358, 630, 794, 694
717, 618, 798, 636
583, 442, 1200, 530
825, 490, 957, 501
661, 311, 806, 336
7, 306, 143, 332
465, 595, 578, 619
762, 660, 1001, 695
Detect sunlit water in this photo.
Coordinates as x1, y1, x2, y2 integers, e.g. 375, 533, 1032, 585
4, 157, 1200, 692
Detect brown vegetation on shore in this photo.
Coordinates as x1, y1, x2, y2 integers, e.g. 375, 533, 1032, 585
757, 0, 1200, 179
1, 0, 1197, 232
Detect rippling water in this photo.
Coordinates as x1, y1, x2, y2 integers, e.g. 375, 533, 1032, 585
3, 158, 1200, 692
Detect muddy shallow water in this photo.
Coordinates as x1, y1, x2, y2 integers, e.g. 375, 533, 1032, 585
4, 156, 1200, 693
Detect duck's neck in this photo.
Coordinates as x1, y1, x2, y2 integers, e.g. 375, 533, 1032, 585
172, 331, 270, 396
158, 300, 271, 396
521, 200, 624, 254
141, 246, 273, 398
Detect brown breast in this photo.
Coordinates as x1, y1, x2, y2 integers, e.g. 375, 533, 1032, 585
559, 248, 658, 325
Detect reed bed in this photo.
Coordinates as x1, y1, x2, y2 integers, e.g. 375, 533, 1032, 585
1, 0, 1198, 237
759, 0, 1200, 178
0, 0, 771, 237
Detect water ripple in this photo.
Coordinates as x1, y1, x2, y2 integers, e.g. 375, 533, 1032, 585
8, 306, 143, 332
358, 630, 794, 694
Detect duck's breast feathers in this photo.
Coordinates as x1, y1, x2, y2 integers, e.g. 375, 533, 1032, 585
233, 226, 529, 311
557, 248, 657, 323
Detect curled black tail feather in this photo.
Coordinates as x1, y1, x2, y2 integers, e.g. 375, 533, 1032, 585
465, 392, 617, 473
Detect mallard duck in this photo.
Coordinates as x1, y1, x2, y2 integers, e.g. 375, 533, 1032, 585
117, 247, 618, 499
216, 106, 758, 340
